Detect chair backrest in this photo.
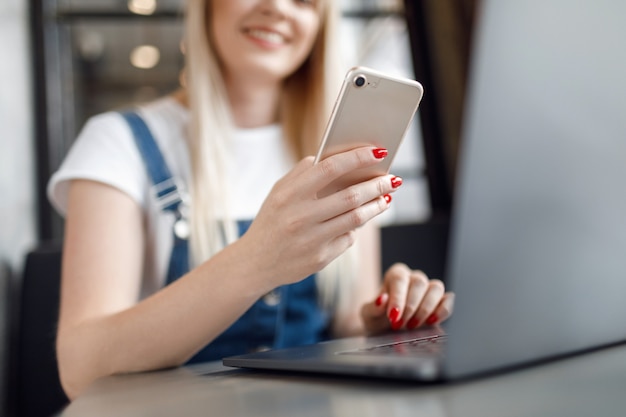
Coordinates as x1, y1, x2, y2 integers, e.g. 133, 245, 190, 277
13, 242, 68, 417
380, 220, 449, 282
0, 260, 11, 417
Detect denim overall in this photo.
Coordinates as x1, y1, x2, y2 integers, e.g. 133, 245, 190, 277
120, 111, 329, 362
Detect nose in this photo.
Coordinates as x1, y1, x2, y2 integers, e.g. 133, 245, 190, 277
258, 0, 288, 18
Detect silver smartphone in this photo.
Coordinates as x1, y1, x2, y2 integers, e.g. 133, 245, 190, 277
314, 66, 424, 197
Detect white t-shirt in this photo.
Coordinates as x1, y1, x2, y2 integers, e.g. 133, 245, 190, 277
48, 97, 294, 298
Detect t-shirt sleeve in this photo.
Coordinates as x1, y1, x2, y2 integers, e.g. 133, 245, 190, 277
47, 111, 149, 216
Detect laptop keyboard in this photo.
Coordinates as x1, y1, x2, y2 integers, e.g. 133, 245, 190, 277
340, 334, 447, 358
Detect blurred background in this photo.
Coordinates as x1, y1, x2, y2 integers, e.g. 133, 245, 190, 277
34, 0, 435, 240
1, 0, 476, 416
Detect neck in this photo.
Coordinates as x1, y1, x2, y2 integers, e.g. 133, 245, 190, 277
171, 89, 188, 108
172, 77, 283, 128
224, 75, 282, 128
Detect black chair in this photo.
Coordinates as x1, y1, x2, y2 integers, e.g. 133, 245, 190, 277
13, 241, 68, 417
1, 260, 12, 417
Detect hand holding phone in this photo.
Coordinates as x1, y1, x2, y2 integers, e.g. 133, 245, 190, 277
314, 67, 423, 197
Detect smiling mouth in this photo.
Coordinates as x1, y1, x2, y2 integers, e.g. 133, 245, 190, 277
246, 28, 286, 45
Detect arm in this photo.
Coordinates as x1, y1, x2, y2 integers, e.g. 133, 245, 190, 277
57, 146, 397, 399
57, 180, 267, 400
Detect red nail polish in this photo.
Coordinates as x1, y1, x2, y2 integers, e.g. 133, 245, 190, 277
388, 307, 400, 323
407, 318, 420, 329
373, 148, 388, 159
383, 194, 392, 204
375, 294, 384, 307
391, 176, 403, 189
426, 314, 438, 325
391, 319, 404, 331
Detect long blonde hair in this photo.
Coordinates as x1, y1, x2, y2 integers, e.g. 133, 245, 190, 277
183, 0, 355, 311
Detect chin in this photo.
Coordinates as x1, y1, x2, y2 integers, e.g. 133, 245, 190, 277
244, 61, 300, 83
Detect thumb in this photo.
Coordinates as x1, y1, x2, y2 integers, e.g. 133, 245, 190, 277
360, 293, 390, 334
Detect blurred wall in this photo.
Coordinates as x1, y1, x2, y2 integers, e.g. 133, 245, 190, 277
0, 1, 36, 272
0, 2, 36, 414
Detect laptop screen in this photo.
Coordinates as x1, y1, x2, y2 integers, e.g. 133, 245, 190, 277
440, 0, 626, 378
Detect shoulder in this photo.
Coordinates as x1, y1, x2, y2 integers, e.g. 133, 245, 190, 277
80, 96, 188, 144
76, 96, 187, 140
47, 97, 186, 216
132, 97, 191, 187
136, 96, 189, 148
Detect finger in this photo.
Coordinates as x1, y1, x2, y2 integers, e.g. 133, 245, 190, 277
314, 174, 401, 221
410, 279, 446, 328
305, 147, 388, 195
360, 293, 391, 335
399, 270, 430, 325
361, 292, 389, 321
323, 230, 358, 264
383, 264, 412, 330
319, 193, 391, 239
425, 292, 455, 326
278, 190, 392, 269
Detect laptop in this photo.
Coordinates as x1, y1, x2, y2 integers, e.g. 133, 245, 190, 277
223, 0, 626, 381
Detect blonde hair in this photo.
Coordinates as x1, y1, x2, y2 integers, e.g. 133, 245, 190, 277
183, 0, 356, 311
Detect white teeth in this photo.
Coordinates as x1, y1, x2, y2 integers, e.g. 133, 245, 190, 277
248, 29, 285, 44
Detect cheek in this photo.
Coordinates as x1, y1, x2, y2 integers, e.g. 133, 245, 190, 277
210, 18, 239, 67
297, 17, 321, 56
209, 4, 241, 56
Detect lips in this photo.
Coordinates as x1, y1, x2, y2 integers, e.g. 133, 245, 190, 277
245, 28, 287, 45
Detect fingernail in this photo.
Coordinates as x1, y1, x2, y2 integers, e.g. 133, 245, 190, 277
407, 317, 420, 329
383, 194, 392, 204
375, 294, 384, 307
388, 307, 400, 323
426, 314, 438, 325
391, 176, 403, 188
391, 319, 404, 331
372, 148, 388, 159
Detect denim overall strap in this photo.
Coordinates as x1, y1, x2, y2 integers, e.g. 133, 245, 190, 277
119, 111, 190, 284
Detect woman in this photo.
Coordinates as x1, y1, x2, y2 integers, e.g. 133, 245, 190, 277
48, 0, 454, 400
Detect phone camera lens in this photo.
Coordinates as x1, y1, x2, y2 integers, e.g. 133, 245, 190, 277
354, 75, 367, 88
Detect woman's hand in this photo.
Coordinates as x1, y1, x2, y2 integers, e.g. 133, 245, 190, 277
360, 263, 455, 334
239, 146, 400, 291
